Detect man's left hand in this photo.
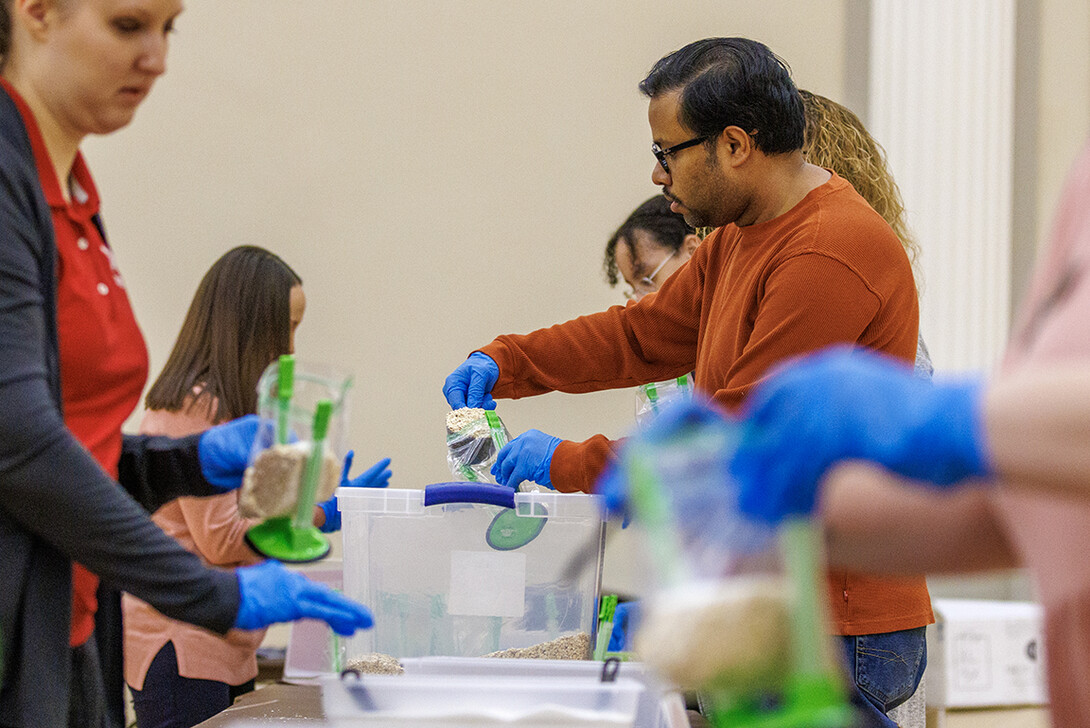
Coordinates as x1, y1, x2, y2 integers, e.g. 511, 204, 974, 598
491, 430, 562, 489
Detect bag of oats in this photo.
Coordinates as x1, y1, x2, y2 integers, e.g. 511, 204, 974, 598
445, 407, 511, 483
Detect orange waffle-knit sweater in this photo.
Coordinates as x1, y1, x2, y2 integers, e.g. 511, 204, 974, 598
480, 172, 933, 636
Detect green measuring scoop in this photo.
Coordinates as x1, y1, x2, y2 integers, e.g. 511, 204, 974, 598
245, 395, 333, 563
623, 428, 852, 728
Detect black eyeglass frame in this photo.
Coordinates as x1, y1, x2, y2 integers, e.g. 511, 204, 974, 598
651, 135, 709, 174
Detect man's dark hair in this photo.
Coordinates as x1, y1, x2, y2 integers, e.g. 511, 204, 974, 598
639, 37, 804, 155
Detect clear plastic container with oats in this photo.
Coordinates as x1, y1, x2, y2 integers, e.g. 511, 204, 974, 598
238, 356, 352, 561
339, 483, 604, 664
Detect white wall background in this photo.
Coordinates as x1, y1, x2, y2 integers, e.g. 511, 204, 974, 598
869, 0, 1016, 373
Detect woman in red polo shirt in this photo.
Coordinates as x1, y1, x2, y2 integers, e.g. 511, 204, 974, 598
0, 3, 373, 727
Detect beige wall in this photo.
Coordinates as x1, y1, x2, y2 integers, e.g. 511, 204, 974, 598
1034, 0, 1090, 247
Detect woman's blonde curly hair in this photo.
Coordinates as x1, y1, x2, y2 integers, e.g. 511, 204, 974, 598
799, 89, 921, 280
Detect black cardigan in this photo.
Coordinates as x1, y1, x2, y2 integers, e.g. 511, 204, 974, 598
0, 86, 240, 727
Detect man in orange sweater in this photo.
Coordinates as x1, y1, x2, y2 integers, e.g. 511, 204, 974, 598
443, 38, 930, 726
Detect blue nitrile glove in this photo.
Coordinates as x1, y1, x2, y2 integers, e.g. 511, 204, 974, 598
318, 451, 392, 533
731, 347, 992, 525
198, 415, 261, 490
234, 560, 373, 636
443, 352, 499, 410
595, 462, 626, 520
595, 399, 734, 521
491, 429, 562, 489
609, 601, 640, 652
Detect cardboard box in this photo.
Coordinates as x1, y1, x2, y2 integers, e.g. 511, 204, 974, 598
926, 706, 1051, 728
926, 599, 1046, 709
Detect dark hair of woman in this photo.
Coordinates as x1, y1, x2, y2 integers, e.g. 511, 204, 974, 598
145, 245, 302, 422
603, 195, 694, 286
0, 4, 11, 64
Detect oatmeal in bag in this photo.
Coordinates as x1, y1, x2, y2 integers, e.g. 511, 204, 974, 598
446, 407, 511, 483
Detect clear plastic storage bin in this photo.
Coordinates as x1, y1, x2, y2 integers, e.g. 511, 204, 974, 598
399, 657, 677, 728
338, 483, 604, 662
321, 672, 641, 727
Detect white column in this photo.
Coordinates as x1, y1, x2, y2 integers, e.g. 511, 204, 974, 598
869, 0, 1016, 372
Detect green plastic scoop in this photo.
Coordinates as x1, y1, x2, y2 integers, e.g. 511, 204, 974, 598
623, 434, 852, 728
245, 397, 333, 563
276, 354, 294, 445
622, 448, 690, 587
594, 594, 618, 661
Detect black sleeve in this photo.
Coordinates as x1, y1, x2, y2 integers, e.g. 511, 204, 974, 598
119, 433, 222, 512
0, 153, 239, 635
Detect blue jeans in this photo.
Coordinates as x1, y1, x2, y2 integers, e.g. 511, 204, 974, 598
840, 627, 927, 728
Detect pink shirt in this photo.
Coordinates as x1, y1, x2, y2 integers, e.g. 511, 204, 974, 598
123, 396, 266, 689
995, 140, 1090, 725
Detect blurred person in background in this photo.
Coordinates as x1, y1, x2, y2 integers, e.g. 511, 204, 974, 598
123, 246, 391, 728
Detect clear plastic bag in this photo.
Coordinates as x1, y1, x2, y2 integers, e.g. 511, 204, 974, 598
620, 408, 847, 716
445, 408, 511, 483
635, 374, 694, 428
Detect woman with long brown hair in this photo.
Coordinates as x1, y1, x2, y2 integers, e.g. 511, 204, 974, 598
124, 246, 391, 728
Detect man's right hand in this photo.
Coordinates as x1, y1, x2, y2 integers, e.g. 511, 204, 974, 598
443, 352, 499, 409
234, 560, 373, 636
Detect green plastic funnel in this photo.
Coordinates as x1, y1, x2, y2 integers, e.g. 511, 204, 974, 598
703, 519, 852, 728
245, 399, 332, 563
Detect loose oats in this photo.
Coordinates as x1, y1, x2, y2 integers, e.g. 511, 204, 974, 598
483, 632, 591, 660
344, 652, 404, 675
239, 442, 340, 520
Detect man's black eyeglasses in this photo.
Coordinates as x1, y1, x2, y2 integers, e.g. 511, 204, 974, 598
651, 136, 708, 174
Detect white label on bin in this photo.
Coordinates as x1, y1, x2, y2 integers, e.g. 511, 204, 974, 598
447, 550, 526, 617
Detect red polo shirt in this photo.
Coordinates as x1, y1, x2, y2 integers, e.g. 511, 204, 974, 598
1, 79, 150, 647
